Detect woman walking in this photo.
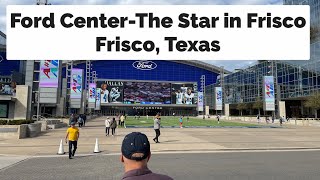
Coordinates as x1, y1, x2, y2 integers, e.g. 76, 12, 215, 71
153, 114, 161, 143
78, 115, 84, 128
105, 117, 111, 136
110, 117, 117, 136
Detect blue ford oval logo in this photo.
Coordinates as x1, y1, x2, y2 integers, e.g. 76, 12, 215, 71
132, 61, 157, 70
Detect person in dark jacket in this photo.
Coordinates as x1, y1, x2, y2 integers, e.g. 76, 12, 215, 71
121, 132, 173, 180
82, 114, 87, 126
110, 117, 117, 136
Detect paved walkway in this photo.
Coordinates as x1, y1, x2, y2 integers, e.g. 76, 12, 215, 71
1, 151, 320, 180
1, 116, 320, 156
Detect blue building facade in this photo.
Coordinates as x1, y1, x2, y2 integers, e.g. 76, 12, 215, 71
68, 60, 220, 91
0, 52, 21, 76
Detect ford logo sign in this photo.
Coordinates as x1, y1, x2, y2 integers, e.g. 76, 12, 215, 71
132, 61, 157, 70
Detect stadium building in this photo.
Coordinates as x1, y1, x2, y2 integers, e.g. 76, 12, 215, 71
0, 34, 229, 119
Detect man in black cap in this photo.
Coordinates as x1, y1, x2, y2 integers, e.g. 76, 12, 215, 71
121, 132, 173, 180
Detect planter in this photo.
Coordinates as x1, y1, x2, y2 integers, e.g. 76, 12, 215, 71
27, 123, 41, 137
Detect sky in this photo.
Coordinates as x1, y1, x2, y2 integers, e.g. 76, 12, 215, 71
0, 0, 283, 71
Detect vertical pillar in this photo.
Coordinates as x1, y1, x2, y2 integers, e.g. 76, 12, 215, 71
225, 104, 230, 117
24, 61, 35, 120
14, 85, 29, 119
278, 101, 286, 118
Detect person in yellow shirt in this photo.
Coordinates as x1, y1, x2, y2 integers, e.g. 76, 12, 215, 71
120, 114, 125, 127
65, 122, 80, 159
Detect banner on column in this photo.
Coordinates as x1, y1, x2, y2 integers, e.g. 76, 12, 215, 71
263, 76, 275, 111
88, 83, 96, 108
70, 69, 83, 99
214, 87, 223, 110
39, 60, 59, 88
95, 88, 101, 110
198, 92, 203, 112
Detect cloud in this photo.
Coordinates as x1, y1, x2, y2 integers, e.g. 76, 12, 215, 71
204, 60, 256, 71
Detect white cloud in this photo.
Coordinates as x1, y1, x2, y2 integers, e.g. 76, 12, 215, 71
204, 60, 257, 71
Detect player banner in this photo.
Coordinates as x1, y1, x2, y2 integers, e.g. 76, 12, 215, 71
89, 83, 96, 103
99, 81, 124, 104
95, 88, 101, 110
214, 87, 223, 110
198, 92, 204, 111
263, 76, 275, 111
70, 68, 83, 99
171, 83, 196, 105
39, 60, 59, 87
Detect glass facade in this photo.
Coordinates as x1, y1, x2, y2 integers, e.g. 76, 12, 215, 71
0, 31, 5, 46
206, 60, 320, 117
284, 0, 320, 68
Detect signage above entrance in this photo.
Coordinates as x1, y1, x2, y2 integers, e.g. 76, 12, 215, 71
132, 61, 157, 71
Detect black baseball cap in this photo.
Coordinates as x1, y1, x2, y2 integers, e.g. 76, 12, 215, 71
121, 132, 150, 161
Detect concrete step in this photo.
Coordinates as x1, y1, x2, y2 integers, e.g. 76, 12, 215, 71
45, 120, 62, 125
47, 123, 68, 129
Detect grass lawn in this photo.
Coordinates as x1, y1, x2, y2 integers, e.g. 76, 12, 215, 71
123, 116, 261, 127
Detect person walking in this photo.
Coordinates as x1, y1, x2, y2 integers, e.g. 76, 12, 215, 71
257, 114, 260, 123
120, 114, 125, 127
69, 114, 74, 126
65, 122, 79, 159
179, 116, 183, 128
105, 117, 111, 136
217, 114, 220, 124
280, 116, 283, 126
272, 115, 275, 123
120, 132, 173, 180
110, 117, 117, 136
117, 114, 121, 126
153, 114, 161, 143
82, 114, 87, 126
78, 115, 84, 128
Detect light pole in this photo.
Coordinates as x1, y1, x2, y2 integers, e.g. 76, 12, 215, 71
201, 75, 206, 119
35, 0, 51, 121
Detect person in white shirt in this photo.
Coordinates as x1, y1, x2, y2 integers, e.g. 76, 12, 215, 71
105, 117, 111, 136
101, 83, 109, 103
184, 88, 194, 105
175, 90, 183, 104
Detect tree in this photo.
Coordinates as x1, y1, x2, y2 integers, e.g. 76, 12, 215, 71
237, 103, 248, 116
304, 92, 320, 118
252, 97, 263, 115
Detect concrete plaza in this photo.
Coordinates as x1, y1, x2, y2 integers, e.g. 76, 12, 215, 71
1, 116, 320, 156
1, 116, 320, 179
